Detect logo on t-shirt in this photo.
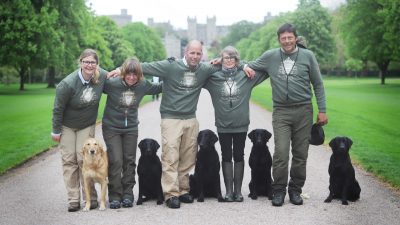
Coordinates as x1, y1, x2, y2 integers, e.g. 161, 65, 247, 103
80, 86, 96, 105
120, 90, 136, 107
278, 57, 298, 80
220, 77, 240, 104
180, 71, 197, 90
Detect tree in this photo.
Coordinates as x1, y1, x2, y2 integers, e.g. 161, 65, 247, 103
94, 16, 135, 69
0, 0, 59, 90
121, 22, 166, 62
220, 20, 260, 48
345, 58, 363, 77
236, 14, 293, 60
293, 0, 335, 71
340, 0, 398, 84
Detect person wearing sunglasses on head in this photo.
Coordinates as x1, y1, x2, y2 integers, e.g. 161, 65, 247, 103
203, 46, 269, 202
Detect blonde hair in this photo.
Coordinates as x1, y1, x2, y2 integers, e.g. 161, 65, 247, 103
220, 46, 240, 66
79, 49, 100, 84
120, 57, 144, 81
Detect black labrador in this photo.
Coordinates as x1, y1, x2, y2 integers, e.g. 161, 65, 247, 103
136, 138, 164, 205
247, 129, 273, 200
324, 136, 361, 205
189, 129, 223, 202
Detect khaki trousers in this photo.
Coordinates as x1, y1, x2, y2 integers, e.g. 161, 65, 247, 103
59, 125, 97, 205
160, 118, 199, 200
271, 104, 313, 194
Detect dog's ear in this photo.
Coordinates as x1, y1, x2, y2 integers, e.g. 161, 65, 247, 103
152, 140, 160, 151
265, 130, 272, 141
81, 141, 88, 156
345, 137, 353, 149
329, 137, 337, 149
212, 131, 218, 144
248, 130, 255, 141
98, 142, 105, 156
138, 139, 145, 150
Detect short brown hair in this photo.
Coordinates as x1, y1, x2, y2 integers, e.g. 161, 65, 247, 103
120, 57, 144, 81
220, 46, 240, 66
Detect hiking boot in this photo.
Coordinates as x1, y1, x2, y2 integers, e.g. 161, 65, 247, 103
122, 198, 133, 208
68, 202, 80, 212
109, 200, 121, 209
272, 192, 285, 207
166, 197, 180, 209
289, 192, 303, 205
179, 193, 194, 203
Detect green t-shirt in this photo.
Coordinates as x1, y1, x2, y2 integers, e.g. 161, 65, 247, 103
204, 69, 268, 133
141, 58, 219, 119
248, 47, 326, 112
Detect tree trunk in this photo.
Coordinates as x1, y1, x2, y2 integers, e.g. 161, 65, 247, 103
377, 60, 390, 85
19, 67, 27, 91
47, 66, 56, 88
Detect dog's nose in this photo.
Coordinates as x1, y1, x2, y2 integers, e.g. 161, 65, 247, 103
339, 142, 346, 150
90, 149, 95, 154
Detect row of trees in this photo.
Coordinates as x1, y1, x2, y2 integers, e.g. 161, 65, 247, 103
0, 0, 166, 90
221, 0, 399, 84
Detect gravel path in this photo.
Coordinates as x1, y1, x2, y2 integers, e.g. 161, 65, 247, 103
0, 90, 399, 225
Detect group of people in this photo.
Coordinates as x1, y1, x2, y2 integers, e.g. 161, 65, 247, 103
51, 23, 328, 212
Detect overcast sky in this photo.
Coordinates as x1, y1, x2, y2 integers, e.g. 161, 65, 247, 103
87, 0, 346, 29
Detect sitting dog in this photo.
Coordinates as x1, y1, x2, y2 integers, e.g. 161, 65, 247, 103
81, 138, 108, 211
324, 136, 361, 205
136, 138, 164, 205
247, 129, 273, 200
189, 129, 223, 202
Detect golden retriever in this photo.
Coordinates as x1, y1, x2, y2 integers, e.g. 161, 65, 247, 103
81, 138, 108, 211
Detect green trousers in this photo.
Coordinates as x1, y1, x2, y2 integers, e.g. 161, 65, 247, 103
103, 128, 138, 202
271, 104, 313, 194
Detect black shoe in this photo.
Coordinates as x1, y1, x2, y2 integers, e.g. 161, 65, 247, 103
68, 202, 80, 212
179, 193, 194, 203
166, 197, 180, 209
122, 198, 133, 208
90, 201, 98, 210
289, 192, 303, 205
109, 200, 121, 209
272, 192, 285, 207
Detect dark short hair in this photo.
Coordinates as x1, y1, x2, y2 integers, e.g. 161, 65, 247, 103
277, 23, 297, 38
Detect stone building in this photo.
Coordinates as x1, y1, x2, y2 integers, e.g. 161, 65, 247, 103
107, 9, 132, 27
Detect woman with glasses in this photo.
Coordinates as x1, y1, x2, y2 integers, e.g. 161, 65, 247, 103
52, 49, 108, 212
102, 57, 161, 209
204, 46, 269, 202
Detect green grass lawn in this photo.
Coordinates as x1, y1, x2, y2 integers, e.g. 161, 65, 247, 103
252, 77, 400, 188
0, 83, 152, 174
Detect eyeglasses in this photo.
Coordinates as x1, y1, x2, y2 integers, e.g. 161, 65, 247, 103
222, 56, 236, 61
81, 60, 97, 66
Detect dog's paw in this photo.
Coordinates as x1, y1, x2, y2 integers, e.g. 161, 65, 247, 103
324, 198, 332, 203
83, 206, 90, 212
197, 198, 204, 202
99, 206, 106, 211
156, 200, 163, 205
136, 200, 143, 205
341, 200, 349, 205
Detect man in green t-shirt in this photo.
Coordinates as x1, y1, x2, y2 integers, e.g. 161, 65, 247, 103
109, 40, 219, 209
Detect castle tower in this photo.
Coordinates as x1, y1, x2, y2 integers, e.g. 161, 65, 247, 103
187, 17, 197, 41
206, 16, 216, 46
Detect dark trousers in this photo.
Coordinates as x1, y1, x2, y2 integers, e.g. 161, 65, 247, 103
218, 132, 247, 162
272, 104, 313, 194
102, 128, 138, 201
